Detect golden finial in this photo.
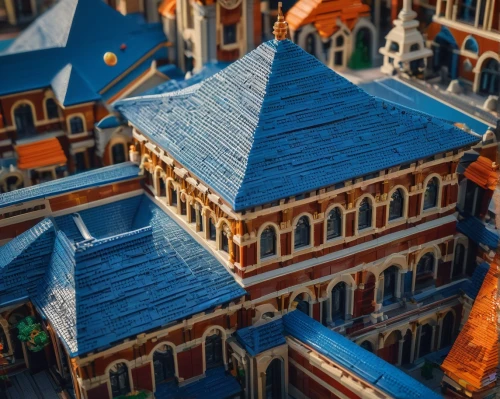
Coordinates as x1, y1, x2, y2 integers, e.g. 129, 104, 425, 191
273, 2, 288, 41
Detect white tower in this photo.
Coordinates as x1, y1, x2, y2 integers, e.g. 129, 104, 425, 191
379, 0, 432, 75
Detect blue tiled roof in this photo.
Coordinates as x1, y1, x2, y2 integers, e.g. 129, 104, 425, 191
155, 366, 241, 399
96, 115, 121, 130
457, 216, 499, 249
464, 261, 490, 300
283, 311, 441, 399
115, 39, 479, 211
0, 219, 55, 306
0, 162, 139, 209
34, 195, 246, 356
0, 0, 167, 104
51, 64, 101, 106
143, 62, 230, 96
236, 318, 285, 356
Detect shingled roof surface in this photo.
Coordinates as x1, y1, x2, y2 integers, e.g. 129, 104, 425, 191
283, 310, 442, 399
286, 0, 370, 38
33, 195, 245, 356
0, 162, 139, 209
457, 216, 499, 249
115, 39, 478, 211
0, 0, 167, 105
236, 318, 286, 356
442, 258, 499, 393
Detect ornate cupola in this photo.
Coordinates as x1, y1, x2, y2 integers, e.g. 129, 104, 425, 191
379, 0, 432, 76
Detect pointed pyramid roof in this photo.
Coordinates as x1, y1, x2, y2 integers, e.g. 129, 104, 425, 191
442, 258, 499, 393
51, 64, 101, 106
116, 39, 479, 211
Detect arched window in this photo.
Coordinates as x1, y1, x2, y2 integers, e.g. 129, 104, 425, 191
331, 282, 346, 321
170, 183, 177, 206
69, 116, 84, 134
109, 363, 130, 397
389, 189, 404, 220
453, 243, 465, 277
419, 324, 433, 357
45, 98, 59, 119
358, 198, 372, 230
265, 358, 283, 399
209, 218, 217, 241
423, 177, 439, 210
360, 340, 373, 352
440, 312, 454, 348
383, 266, 398, 303
294, 216, 310, 249
14, 103, 35, 138
205, 330, 223, 370
153, 344, 175, 384
336, 35, 344, 47
292, 293, 310, 316
260, 226, 276, 258
220, 224, 230, 253
464, 37, 479, 54
480, 58, 500, 96
326, 208, 341, 240
416, 253, 435, 290
305, 34, 315, 55
111, 143, 126, 164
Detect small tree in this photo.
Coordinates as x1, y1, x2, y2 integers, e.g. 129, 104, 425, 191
16, 316, 50, 352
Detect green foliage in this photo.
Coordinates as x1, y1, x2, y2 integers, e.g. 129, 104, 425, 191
16, 316, 50, 352
114, 391, 148, 399
421, 361, 434, 380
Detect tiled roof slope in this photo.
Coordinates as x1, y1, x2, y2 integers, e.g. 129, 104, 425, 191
0, 219, 55, 306
236, 318, 286, 356
464, 156, 499, 190
442, 258, 499, 393
35, 195, 246, 356
54, 195, 144, 243
0, 162, 139, 209
287, 0, 370, 38
16, 137, 67, 170
155, 367, 242, 399
283, 310, 442, 399
115, 39, 478, 212
457, 217, 499, 249
0, 0, 167, 104
464, 262, 490, 300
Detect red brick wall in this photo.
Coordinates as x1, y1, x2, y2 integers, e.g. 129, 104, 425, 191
132, 363, 153, 391
177, 344, 203, 380
87, 383, 109, 399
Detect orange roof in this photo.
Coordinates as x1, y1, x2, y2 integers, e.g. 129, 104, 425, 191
286, 0, 370, 38
442, 258, 499, 393
16, 138, 67, 170
158, 0, 176, 17
464, 156, 499, 191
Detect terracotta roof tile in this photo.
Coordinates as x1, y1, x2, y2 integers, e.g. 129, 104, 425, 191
287, 0, 370, 38
16, 137, 67, 170
464, 156, 499, 191
442, 258, 499, 393
159, 0, 176, 17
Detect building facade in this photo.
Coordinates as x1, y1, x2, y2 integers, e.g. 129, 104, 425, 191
0, 0, 170, 193
426, 0, 500, 97
0, 13, 498, 399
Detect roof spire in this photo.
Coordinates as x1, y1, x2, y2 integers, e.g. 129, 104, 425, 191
273, 2, 288, 41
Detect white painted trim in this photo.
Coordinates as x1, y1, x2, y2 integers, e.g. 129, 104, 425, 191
201, 325, 228, 374
257, 222, 281, 263
11, 99, 37, 133
288, 287, 315, 314
420, 173, 443, 214
324, 203, 346, 244
354, 193, 377, 235
105, 359, 134, 399
66, 113, 88, 135
147, 340, 178, 393
291, 212, 314, 254
386, 185, 409, 225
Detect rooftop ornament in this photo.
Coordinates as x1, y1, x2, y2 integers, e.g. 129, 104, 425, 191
273, 2, 288, 41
